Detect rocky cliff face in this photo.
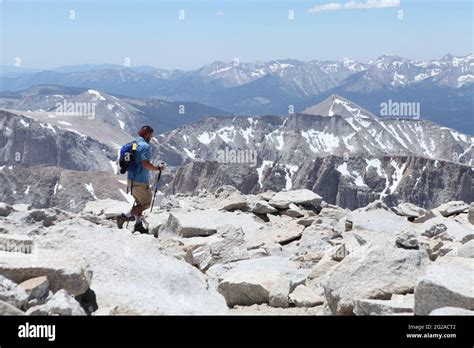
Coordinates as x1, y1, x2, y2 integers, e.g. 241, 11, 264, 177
0, 110, 118, 171
165, 155, 473, 210
153, 108, 473, 167
154, 96, 473, 210
0, 165, 126, 212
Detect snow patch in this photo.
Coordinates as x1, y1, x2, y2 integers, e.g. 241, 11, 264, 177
85, 183, 98, 200
183, 148, 196, 159
301, 129, 340, 153
256, 160, 273, 188
284, 164, 299, 191
216, 126, 236, 143
365, 158, 383, 176
88, 89, 106, 101
336, 162, 368, 188
109, 160, 119, 174
39, 123, 57, 134
197, 132, 216, 145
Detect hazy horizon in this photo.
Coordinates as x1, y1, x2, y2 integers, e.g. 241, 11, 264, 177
2, 52, 473, 72
1, 0, 473, 70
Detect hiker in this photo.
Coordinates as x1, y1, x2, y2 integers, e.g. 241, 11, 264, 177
116, 125, 165, 233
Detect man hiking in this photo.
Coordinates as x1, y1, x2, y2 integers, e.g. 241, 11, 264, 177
116, 125, 165, 233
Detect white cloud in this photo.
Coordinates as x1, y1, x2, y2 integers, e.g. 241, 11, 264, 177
216, 11, 225, 16
308, 0, 400, 13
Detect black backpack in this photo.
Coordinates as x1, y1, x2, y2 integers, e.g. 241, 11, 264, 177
118, 141, 137, 174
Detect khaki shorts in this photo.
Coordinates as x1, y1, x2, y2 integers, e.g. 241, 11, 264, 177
128, 180, 152, 210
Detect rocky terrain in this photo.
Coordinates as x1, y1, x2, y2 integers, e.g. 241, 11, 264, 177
1, 187, 473, 316
1, 94, 473, 213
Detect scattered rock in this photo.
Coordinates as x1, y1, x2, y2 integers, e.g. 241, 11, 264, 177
19, 276, 49, 301
219, 272, 281, 307
187, 245, 214, 271
435, 201, 469, 217
392, 203, 426, 218
259, 191, 276, 201
269, 279, 291, 308
414, 257, 474, 315
215, 257, 305, 307
0, 275, 29, 309
27, 209, 57, 227
354, 294, 414, 315
353, 233, 367, 246
214, 185, 239, 199
413, 210, 437, 223
251, 200, 278, 214
27, 289, 87, 316
452, 240, 474, 258
345, 219, 353, 231
396, 231, 419, 249
220, 192, 249, 212
289, 285, 324, 307
321, 245, 429, 315
420, 220, 474, 244
469, 203, 474, 225
297, 217, 315, 227
0, 203, 14, 217
269, 189, 322, 210
363, 200, 389, 211
83, 199, 131, 219
422, 223, 447, 238
0, 249, 92, 295
12, 204, 30, 212
0, 300, 26, 315
308, 255, 339, 280
281, 204, 305, 218
212, 225, 249, 263
329, 244, 349, 262
163, 212, 217, 237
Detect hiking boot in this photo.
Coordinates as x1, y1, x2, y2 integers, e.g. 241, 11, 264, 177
116, 213, 131, 229
133, 222, 149, 234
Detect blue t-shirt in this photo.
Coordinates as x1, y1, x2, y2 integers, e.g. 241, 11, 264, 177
127, 137, 151, 184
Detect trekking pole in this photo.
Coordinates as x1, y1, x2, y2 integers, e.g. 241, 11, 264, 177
150, 164, 163, 213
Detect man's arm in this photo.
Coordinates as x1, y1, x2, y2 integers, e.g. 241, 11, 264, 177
141, 160, 165, 171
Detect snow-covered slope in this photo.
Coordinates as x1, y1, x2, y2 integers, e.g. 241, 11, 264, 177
155, 95, 473, 168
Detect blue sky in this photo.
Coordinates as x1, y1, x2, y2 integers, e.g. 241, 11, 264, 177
1, 0, 472, 70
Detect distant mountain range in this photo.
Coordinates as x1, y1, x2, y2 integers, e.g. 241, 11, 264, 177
0, 85, 231, 134
1, 93, 472, 210
154, 94, 473, 168
152, 95, 473, 208
1, 54, 472, 134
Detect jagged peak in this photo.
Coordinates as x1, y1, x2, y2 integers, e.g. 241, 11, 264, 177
301, 95, 376, 119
